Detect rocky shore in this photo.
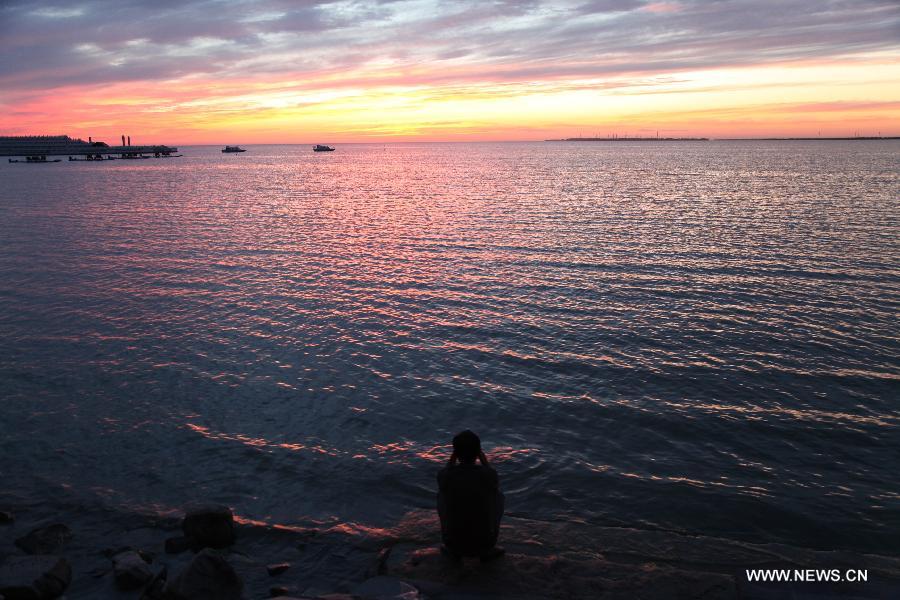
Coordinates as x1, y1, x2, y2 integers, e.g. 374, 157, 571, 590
1, 502, 899, 599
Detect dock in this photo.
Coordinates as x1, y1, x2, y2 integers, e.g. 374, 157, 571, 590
70, 145, 179, 157
0, 135, 178, 158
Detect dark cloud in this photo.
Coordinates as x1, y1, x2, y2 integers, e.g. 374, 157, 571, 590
0, 0, 898, 93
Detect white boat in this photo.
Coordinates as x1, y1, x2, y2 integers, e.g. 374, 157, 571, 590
313, 144, 335, 152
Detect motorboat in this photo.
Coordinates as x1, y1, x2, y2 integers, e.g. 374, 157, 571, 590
313, 145, 335, 152
222, 146, 246, 153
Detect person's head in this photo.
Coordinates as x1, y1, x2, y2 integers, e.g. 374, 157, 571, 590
453, 430, 481, 464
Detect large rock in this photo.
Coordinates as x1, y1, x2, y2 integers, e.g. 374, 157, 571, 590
0, 556, 71, 600
182, 504, 235, 550
14, 525, 72, 555
112, 550, 154, 590
165, 548, 243, 600
138, 566, 167, 600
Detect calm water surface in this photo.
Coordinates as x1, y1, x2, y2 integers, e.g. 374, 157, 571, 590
1, 141, 898, 555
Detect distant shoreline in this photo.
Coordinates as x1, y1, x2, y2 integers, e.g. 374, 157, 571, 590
720, 136, 900, 141
546, 137, 709, 142
546, 136, 899, 142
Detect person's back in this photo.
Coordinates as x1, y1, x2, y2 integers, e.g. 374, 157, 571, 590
437, 430, 504, 560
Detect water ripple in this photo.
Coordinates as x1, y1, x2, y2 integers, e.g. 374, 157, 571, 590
0, 141, 898, 554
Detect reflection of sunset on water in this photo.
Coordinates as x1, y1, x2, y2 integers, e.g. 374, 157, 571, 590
6, 140, 887, 559
186, 422, 339, 456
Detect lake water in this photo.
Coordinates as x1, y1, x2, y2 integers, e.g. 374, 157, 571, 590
1, 141, 898, 568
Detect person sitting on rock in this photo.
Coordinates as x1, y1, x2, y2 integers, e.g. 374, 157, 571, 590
437, 430, 505, 561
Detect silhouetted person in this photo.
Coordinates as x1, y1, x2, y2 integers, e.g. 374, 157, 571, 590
437, 430, 505, 560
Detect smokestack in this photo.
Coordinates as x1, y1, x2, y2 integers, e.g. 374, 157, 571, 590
121, 135, 125, 146
127, 135, 131, 146
89, 136, 92, 143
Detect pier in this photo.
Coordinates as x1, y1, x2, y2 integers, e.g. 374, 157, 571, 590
0, 135, 178, 158
70, 144, 179, 157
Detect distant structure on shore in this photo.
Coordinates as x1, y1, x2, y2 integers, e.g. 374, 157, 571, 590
547, 135, 899, 142
733, 136, 900, 141
0, 135, 178, 157
547, 136, 709, 142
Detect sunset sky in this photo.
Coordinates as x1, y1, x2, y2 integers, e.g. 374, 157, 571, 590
1, 0, 899, 143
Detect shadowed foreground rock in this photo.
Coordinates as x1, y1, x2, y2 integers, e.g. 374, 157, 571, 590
14, 525, 72, 555
0, 556, 71, 600
182, 503, 235, 550
111, 550, 154, 590
165, 548, 243, 600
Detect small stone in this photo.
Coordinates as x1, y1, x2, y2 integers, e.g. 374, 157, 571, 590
266, 563, 291, 576
165, 536, 191, 555
0, 511, 13, 524
384, 543, 417, 573
0, 555, 71, 600
182, 503, 235, 550
112, 550, 154, 591
165, 548, 243, 600
369, 546, 391, 577
14, 524, 73, 555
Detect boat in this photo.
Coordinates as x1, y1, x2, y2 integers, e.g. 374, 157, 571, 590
313, 144, 335, 152
9, 155, 61, 163
222, 146, 246, 153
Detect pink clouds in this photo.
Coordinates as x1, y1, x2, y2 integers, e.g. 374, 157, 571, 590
1, 0, 898, 140
642, 2, 680, 13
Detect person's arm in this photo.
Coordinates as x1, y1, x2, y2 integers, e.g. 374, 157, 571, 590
448, 450, 458, 467
478, 449, 490, 468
